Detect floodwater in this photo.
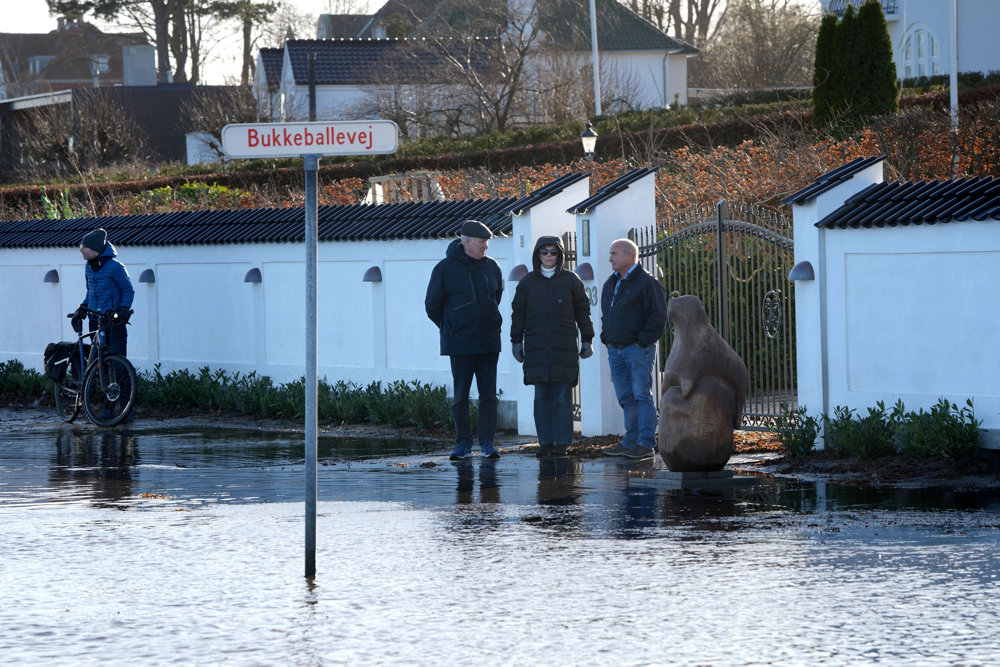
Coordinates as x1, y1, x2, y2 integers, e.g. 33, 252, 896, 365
2, 429, 999, 665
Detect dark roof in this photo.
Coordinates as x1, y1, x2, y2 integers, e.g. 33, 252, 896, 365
815, 177, 1000, 229
284, 38, 493, 86
258, 47, 284, 91
359, 0, 444, 38
538, 0, 698, 53
0, 198, 517, 249
0, 21, 148, 95
783, 155, 887, 205
508, 172, 587, 215
568, 167, 659, 214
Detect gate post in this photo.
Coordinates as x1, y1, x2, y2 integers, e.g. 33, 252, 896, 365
571, 169, 658, 437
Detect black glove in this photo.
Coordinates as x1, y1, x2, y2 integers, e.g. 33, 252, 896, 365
512, 342, 524, 363
73, 305, 87, 320
580, 342, 594, 359
113, 307, 133, 324
71, 317, 83, 334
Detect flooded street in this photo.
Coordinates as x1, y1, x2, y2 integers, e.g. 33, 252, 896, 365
2, 428, 999, 664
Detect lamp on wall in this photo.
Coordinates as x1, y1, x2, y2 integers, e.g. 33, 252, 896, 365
580, 121, 598, 160
244, 267, 262, 283
44, 269, 59, 283
139, 269, 155, 283
363, 266, 383, 282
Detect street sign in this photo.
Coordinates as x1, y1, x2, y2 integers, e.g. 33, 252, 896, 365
220, 119, 399, 579
221, 120, 398, 159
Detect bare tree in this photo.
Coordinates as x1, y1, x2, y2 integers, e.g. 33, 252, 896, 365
15, 90, 149, 179
699, 0, 819, 90
180, 85, 263, 157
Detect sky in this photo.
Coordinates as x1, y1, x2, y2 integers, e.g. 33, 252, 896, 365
7, 0, 384, 84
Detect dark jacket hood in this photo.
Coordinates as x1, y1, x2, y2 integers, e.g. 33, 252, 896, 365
531, 235, 565, 273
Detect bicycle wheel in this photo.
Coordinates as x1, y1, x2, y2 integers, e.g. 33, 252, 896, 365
82, 354, 138, 427
54, 379, 81, 423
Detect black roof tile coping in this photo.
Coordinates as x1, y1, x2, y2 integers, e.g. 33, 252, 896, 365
507, 172, 588, 215
567, 166, 659, 214
783, 155, 887, 206
0, 198, 519, 249
815, 174, 1000, 229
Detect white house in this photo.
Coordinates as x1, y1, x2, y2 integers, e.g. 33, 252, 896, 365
821, 0, 1000, 80
258, 0, 698, 124
786, 155, 1000, 449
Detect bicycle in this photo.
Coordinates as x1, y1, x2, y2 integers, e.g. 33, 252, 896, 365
53, 308, 137, 427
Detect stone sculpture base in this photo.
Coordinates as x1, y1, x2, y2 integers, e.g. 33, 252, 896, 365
630, 469, 759, 490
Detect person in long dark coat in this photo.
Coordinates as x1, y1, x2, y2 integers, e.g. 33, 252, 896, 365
510, 235, 595, 457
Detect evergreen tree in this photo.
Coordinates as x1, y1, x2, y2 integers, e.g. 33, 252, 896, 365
833, 3, 858, 122
812, 12, 840, 129
856, 0, 899, 118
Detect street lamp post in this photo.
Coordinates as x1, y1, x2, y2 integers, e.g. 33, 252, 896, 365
580, 121, 598, 161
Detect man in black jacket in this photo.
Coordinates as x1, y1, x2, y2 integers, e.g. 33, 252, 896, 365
425, 220, 504, 460
600, 238, 667, 459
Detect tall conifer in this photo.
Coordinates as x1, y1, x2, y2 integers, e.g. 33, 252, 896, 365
812, 12, 840, 129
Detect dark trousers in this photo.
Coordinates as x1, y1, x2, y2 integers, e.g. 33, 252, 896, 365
90, 318, 128, 357
449, 352, 499, 447
533, 381, 574, 445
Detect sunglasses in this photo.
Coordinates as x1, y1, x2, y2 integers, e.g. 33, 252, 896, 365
538, 248, 559, 256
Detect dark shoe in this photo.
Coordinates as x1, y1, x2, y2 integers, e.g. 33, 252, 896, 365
603, 443, 629, 457
622, 445, 655, 460
535, 444, 553, 459
480, 443, 501, 459
97, 409, 114, 423
551, 444, 569, 456
450, 443, 471, 460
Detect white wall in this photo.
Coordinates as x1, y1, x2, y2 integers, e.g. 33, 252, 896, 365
791, 160, 1000, 449
0, 238, 509, 408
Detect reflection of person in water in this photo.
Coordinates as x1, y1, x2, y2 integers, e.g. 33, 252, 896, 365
51, 431, 139, 504
537, 457, 583, 506
453, 459, 500, 505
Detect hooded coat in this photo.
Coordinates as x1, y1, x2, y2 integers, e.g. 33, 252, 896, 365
510, 235, 594, 386
81, 241, 134, 313
425, 238, 504, 356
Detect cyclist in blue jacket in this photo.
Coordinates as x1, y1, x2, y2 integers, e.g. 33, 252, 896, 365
72, 228, 134, 357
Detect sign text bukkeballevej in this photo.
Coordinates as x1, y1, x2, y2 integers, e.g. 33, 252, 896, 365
221, 121, 398, 158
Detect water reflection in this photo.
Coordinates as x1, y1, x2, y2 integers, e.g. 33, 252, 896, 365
50, 430, 138, 506
536, 456, 582, 505
451, 459, 501, 505
2, 429, 1000, 664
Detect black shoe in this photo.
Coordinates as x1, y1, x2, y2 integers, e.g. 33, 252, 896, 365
480, 443, 501, 459
622, 445, 654, 460
551, 444, 569, 456
450, 443, 471, 460
535, 444, 553, 459
603, 443, 629, 457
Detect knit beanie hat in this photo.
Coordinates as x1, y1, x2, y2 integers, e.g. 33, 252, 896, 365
81, 228, 107, 253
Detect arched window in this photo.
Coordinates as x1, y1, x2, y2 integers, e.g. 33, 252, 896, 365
902, 27, 940, 79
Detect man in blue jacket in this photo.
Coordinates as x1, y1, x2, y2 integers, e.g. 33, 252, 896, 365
600, 238, 667, 459
425, 220, 504, 460
72, 228, 134, 357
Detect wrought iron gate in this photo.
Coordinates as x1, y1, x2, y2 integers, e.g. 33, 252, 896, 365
633, 200, 797, 429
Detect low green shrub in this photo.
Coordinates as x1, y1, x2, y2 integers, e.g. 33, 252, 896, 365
824, 402, 898, 459
767, 403, 821, 456
894, 398, 982, 461
0, 360, 50, 399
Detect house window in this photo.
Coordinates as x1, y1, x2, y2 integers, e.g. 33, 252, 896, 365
28, 56, 55, 75
902, 27, 940, 79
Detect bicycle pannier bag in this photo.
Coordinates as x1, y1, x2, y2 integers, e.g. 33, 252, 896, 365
43, 341, 76, 382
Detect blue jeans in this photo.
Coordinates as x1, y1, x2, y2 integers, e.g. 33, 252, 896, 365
449, 353, 499, 447
533, 381, 573, 445
607, 344, 657, 449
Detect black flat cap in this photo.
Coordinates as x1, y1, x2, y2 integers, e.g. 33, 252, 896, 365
460, 219, 493, 239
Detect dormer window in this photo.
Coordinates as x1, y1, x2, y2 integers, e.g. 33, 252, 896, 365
28, 55, 55, 75
89, 55, 111, 75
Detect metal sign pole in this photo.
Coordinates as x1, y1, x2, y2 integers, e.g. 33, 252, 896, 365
304, 154, 319, 579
